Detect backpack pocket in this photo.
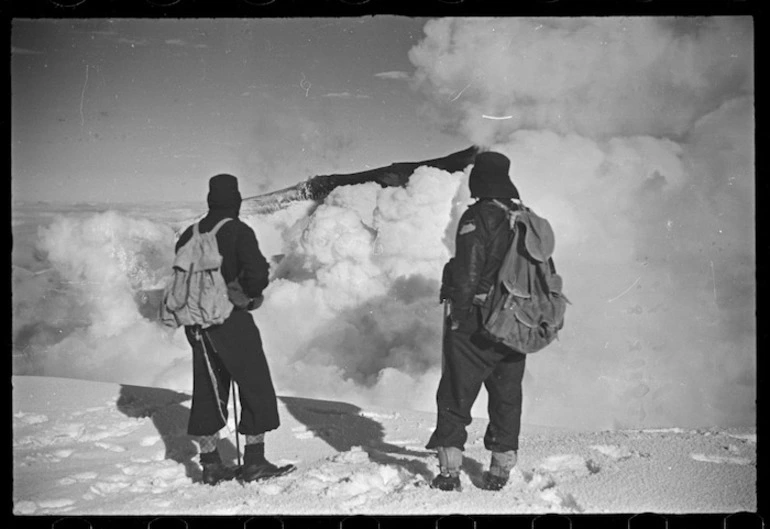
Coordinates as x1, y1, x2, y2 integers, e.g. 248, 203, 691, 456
483, 288, 567, 354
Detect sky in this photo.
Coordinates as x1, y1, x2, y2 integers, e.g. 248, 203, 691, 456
11, 17, 468, 203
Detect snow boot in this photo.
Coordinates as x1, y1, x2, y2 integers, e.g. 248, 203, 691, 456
239, 442, 296, 483
481, 450, 517, 491
430, 446, 462, 491
199, 451, 238, 486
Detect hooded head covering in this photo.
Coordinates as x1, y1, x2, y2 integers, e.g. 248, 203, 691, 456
469, 152, 520, 200
207, 173, 242, 215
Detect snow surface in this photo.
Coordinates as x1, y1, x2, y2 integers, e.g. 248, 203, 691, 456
13, 375, 756, 515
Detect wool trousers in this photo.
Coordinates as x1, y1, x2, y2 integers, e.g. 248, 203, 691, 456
426, 315, 526, 453
186, 310, 280, 437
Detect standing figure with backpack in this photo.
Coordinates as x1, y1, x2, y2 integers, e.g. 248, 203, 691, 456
428, 151, 567, 492
161, 174, 294, 486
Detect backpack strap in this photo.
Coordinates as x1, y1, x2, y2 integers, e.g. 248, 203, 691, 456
192, 218, 232, 238
209, 218, 232, 236
490, 199, 522, 232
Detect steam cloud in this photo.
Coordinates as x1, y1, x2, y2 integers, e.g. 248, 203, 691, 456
12, 17, 754, 430
13, 210, 192, 389
248, 168, 467, 412
409, 17, 753, 144
407, 17, 755, 429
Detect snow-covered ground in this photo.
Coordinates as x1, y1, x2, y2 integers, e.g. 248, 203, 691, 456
13, 375, 756, 515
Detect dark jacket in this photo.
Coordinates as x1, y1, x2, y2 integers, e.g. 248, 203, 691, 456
176, 208, 270, 301
449, 199, 517, 323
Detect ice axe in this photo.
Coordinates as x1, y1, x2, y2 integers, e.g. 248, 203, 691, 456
232, 382, 241, 468
441, 300, 450, 374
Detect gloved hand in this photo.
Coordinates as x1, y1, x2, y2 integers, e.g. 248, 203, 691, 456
439, 259, 455, 303
247, 296, 264, 311
228, 280, 263, 310
440, 284, 455, 304
227, 280, 251, 309
472, 292, 488, 306
449, 306, 476, 332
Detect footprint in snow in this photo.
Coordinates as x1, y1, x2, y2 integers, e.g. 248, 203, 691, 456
140, 435, 162, 447
258, 483, 285, 496
21, 422, 86, 447
94, 441, 127, 452
640, 427, 686, 434
521, 468, 555, 491
13, 500, 38, 515
89, 481, 131, 495
527, 454, 600, 486
20, 450, 76, 465
13, 412, 49, 425
73, 471, 99, 481
538, 488, 584, 513
724, 432, 756, 444
36, 498, 75, 510
81, 419, 144, 442
539, 454, 599, 475
71, 406, 108, 416
589, 444, 649, 461
294, 447, 416, 503
58, 471, 97, 486
690, 453, 752, 465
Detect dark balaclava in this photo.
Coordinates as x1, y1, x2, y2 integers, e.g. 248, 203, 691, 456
469, 151, 520, 200
207, 173, 242, 215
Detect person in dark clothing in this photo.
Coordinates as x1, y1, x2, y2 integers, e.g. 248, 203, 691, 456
176, 173, 293, 485
427, 151, 526, 492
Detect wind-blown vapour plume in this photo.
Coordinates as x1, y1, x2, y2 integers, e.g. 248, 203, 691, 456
409, 17, 753, 146
239, 146, 479, 216
407, 16, 755, 429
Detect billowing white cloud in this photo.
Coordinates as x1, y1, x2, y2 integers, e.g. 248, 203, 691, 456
409, 17, 753, 145
404, 16, 755, 430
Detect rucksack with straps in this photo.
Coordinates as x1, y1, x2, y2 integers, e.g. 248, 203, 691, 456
160, 218, 234, 329
480, 202, 570, 354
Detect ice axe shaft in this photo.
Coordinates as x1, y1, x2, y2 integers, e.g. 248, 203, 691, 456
232, 382, 241, 467
441, 299, 451, 375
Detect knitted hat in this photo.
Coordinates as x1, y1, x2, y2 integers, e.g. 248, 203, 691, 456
207, 173, 242, 210
469, 152, 520, 200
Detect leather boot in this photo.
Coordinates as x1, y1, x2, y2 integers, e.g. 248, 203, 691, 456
482, 450, 517, 491
199, 450, 238, 486
430, 446, 463, 491
239, 442, 296, 483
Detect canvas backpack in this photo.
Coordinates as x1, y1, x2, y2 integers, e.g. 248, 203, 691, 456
160, 218, 234, 329
480, 203, 569, 354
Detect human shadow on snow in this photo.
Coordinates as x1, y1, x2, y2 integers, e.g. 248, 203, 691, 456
281, 395, 434, 480
460, 454, 487, 488
116, 385, 239, 484
114, 386, 434, 484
